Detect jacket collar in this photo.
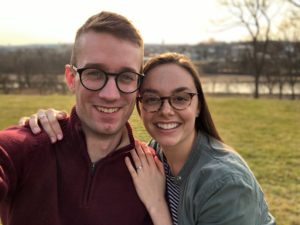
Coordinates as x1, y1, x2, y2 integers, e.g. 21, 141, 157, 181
153, 132, 210, 184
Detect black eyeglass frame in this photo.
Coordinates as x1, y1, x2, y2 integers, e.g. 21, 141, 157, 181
137, 92, 198, 113
71, 65, 144, 94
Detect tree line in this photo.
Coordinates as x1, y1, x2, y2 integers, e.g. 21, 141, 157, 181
0, 41, 300, 99
0, 45, 71, 94
198, 40, 300, 99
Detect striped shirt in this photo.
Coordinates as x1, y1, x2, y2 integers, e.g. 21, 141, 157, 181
163, 157, 180, 225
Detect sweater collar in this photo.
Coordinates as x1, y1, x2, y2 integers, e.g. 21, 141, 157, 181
66, 106, 136, 158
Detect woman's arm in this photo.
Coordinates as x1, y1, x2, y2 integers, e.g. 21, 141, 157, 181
125, 141, 172, 225
193, 174, 275, 225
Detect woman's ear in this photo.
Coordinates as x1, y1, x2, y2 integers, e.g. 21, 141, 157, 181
65, 64, 76, 92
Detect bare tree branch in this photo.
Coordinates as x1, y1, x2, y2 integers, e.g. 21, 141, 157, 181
288, 0, 300, 7
217, 0, 278, 98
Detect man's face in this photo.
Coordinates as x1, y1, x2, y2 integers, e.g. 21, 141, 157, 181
66, 31, 143, 138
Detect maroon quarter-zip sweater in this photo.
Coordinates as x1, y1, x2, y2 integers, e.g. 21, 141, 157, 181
0, 107, 152, 225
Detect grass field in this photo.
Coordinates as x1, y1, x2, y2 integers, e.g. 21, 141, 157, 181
0, 94, 299, 224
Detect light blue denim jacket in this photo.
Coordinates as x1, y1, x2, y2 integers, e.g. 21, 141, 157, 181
150, 132, 276, 225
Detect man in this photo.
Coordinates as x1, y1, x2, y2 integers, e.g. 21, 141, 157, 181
0, 11, 152, 225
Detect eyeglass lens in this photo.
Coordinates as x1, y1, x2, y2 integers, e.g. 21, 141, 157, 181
140, 92, 195, 112
79, 68, 140, 93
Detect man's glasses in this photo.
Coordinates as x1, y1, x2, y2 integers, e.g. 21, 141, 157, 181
72, 65, 144, 93
137, 92, 198, 113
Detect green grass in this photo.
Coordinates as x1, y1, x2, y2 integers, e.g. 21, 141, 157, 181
208, 97, 300, 225
0, 94, 299, 224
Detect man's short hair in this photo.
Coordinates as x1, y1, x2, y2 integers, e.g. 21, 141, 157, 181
70, 11, 144, 67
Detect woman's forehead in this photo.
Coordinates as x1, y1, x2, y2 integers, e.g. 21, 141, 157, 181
141, 64, 196, 93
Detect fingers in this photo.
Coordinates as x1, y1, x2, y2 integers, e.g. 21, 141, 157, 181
29, 114, 41, 134
130, 141, 156, 172
136, 141, 156, 168
45, 109, 64, 141
124, 157, 138, 178
154, 156, 165, 175
126, 141, 160, 177
25, 108, 67, 143
18, 116, 30, 126
56, 110, 68, 120
130, 147, 144, 172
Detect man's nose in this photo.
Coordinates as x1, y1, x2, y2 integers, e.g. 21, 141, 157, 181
97, 77, 121, 100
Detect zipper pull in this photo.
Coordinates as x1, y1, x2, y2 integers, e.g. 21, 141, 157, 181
91, 162, 96, 173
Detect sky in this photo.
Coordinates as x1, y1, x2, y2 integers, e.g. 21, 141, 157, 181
0, 0, 281, 45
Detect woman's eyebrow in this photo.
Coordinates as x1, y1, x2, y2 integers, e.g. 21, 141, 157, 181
140, 87, 192, 95
172, 87, 191, 93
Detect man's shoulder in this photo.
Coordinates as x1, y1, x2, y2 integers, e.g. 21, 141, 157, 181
0, 125, 52, 151
0, 125, 34, 141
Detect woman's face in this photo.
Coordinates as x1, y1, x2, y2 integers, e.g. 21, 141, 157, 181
140, 63, 199, 149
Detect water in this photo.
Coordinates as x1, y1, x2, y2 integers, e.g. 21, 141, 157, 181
201, 75, 300, 96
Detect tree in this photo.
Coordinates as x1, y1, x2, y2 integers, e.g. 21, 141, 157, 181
263, 41, 286, 98
0, 50, 14, 93
278, 1, 300, 99
218, 0, 281, 98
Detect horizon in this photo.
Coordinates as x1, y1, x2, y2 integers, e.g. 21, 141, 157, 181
0, 38, 295, 48
0, 39, 246, 47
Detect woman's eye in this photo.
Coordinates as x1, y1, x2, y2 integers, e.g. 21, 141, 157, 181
144, 96, 160, 104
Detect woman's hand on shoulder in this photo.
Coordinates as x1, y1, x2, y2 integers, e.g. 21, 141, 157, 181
125, 141, 172, 225
18, 108, 68, 143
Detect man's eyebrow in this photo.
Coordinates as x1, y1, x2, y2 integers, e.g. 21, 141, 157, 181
140, 89, 158, 95
80, 63, 138, 73
80, 63, 105, 68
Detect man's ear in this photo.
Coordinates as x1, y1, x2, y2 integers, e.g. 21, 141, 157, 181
65, 64, 75, 92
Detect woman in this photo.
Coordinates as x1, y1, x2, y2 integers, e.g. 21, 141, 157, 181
22, 52, 275, 225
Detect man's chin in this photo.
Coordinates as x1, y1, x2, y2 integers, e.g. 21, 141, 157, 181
94, 123, 123, 136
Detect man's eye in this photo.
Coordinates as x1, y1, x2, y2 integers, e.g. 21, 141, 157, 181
119, 72, 136, 82
86, 70, 100, 76
82, 69, 106, 81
